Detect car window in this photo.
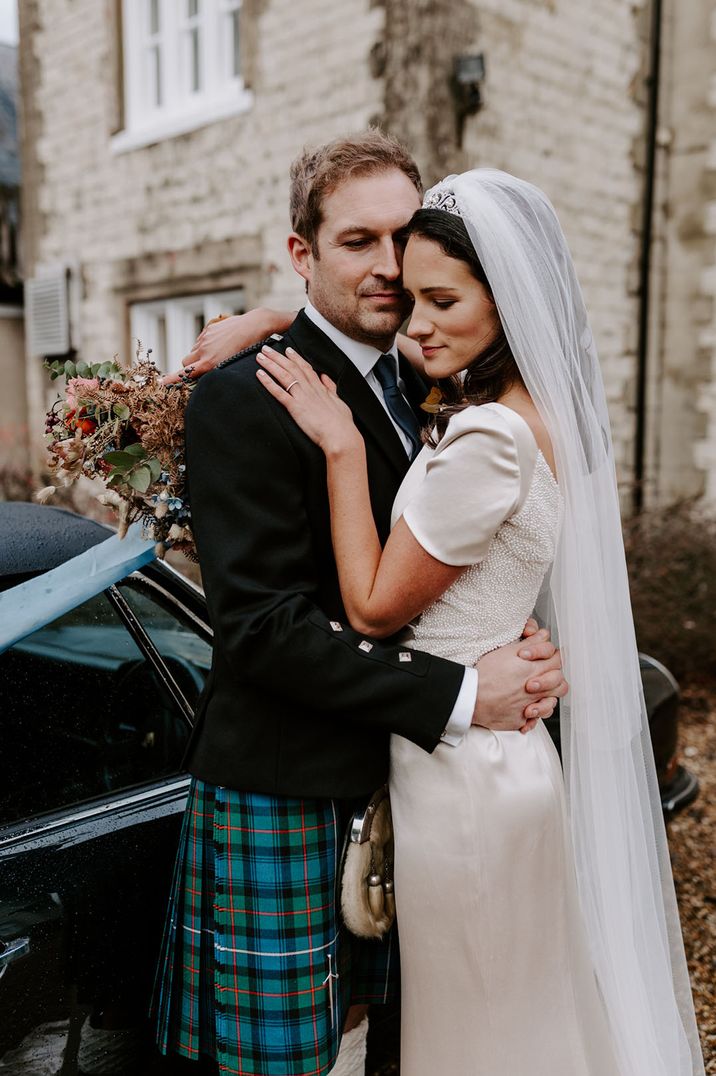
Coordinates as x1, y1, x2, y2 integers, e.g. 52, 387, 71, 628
0, 589, 191, 827
115, 579, 211, 709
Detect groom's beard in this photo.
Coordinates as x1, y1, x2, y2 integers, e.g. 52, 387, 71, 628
309, 276, 411, 350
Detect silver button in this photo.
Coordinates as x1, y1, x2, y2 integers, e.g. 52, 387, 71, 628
399, 651, 412, 662
270, 333, 284, 341
330, 621, 343, 632
358, 640, 373, 652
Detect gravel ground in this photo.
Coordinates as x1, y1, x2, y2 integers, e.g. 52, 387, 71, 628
669, 687, 716, 1073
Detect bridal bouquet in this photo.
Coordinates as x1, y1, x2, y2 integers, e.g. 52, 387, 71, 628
39, 354, 196, 558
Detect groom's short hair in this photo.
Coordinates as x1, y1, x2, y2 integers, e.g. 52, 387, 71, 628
289, 129, 423, 255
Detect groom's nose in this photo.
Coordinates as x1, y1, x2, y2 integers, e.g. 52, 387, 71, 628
371, 237, 402, 281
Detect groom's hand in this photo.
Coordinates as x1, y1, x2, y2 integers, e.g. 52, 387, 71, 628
472, 628, 567, 734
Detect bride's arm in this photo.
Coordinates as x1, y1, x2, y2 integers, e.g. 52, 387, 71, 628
257, 346, 463, 638
162, 308, 296, 385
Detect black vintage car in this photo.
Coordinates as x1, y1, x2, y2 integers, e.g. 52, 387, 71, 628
0, 502, 698, 1075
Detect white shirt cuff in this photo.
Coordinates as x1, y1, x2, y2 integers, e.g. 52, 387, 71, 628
440, 667, 478, 745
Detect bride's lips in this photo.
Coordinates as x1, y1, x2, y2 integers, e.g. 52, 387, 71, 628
421, 345, 443, 357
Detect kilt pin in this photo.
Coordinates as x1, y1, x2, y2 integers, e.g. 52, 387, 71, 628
153, 778, 397, 1076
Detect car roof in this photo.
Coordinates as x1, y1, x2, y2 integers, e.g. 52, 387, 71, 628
0, 502, 113, 577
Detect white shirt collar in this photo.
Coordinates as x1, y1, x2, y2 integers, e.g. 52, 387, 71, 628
303, 300, 399, 378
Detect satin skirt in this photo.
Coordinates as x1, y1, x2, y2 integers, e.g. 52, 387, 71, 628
389, 722, 621, 1076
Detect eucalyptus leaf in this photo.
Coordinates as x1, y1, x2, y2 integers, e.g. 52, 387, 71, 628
124, 442, 147, 457
64, 361, 77, 379
128, 466, 151, 493
147, 457, 161, 480
76, 361, 90, 378
113, 402, 131, 421
107, 472, 123, 486
103, 450, 137, 468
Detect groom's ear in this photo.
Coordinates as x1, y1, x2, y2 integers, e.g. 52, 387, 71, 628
287, 233, 313, 287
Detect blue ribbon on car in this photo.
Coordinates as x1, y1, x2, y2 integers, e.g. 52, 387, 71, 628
0, 523, 158, 655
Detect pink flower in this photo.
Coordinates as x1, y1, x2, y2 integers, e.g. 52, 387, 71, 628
66, 377, 99, 408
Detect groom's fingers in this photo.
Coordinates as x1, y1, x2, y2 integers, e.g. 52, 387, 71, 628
520, 695, 558, 732
526, 670, 568, 697
517, 638, 556, 661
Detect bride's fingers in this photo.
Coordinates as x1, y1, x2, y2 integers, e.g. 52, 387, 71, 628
257, 349, 302, 390
285, 346, 313, 371
259, 345, 318, 390
256, 368, 294, 407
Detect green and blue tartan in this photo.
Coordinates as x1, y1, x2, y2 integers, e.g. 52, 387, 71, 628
153, 778, 396, 1076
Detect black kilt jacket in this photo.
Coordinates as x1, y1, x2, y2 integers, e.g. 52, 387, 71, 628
184, 309, 466, 798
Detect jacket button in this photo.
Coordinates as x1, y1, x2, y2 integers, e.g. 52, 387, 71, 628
330, 621, 343, 632
399, 652, 412, 662
358, 640, 373, 652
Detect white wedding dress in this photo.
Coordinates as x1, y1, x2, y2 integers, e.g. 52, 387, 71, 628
389, 402, 621, 1075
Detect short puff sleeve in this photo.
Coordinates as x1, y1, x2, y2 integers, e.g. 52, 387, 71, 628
402, 405, 522, 566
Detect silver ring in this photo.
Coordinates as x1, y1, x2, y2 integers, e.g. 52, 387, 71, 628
286, 379, 300, 394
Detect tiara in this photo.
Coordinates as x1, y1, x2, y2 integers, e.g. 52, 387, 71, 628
422, 182, 461, 217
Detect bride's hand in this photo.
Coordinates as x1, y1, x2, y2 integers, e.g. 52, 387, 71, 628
162, 308, 296, 385
257, 345, 362, 456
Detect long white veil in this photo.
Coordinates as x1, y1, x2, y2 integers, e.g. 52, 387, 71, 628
431, 169, 704, 1076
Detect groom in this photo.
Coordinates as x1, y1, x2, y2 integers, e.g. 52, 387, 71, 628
170, 130, 566, 1076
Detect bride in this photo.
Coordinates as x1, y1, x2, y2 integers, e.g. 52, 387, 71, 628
173, 171, 704, 1075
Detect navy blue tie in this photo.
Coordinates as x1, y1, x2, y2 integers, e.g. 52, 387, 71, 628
373, 353, 422, 459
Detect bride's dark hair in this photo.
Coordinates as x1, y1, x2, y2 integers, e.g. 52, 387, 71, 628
402, 209, 522, 444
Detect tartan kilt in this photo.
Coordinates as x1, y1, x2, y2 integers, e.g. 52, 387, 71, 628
152, 778, 397, 1076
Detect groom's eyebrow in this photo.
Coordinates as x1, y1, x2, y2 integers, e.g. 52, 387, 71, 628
334, 226, 374, 240
334, 225, 408, 242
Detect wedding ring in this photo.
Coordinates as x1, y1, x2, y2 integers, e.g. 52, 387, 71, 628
286, 380, 299, 394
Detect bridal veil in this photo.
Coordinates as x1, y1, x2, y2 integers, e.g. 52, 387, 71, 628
426, 169, 704, 1076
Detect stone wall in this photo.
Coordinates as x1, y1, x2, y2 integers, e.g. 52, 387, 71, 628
19, 0, 385, 449
693, 4, 716, 501
24, 0, 716, 504
644, 0, 716, 504
381, 0, 645, 489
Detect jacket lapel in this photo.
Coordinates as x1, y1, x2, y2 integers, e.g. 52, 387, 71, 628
285, 311, 412, 479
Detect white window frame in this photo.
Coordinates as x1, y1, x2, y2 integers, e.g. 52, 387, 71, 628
113, 0, 252, 154
130, 289, 246, 374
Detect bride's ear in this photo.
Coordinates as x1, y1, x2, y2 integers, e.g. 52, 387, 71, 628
288, 233, 313, 286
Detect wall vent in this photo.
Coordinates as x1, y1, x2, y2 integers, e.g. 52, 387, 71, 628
26, 269, 71, 356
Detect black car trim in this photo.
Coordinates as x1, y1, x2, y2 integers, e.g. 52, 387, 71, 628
130, 569, 214, 642
0, 776, 192, 851
106, 583, 195, 726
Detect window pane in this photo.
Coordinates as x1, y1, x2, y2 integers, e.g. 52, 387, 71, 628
194, 313, 205, 338
150, 44, 162, 107
116, 581, 212, 711
156, 313, 167, 369
0, 590, 191, 826
231, 9, 241, 78
190, 27, 201, 92
149, 0, 160, 35
187, 0, 199, 15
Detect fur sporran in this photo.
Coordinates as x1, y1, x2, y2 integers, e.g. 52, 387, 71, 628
339, 785, 395, 939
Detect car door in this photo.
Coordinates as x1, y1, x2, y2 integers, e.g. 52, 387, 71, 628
0, 575, 212, 1075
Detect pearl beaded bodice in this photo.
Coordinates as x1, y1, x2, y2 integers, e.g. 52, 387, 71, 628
390, 404, 561, 668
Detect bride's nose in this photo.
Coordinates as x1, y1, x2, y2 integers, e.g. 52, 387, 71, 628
406, 308, 433, 340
